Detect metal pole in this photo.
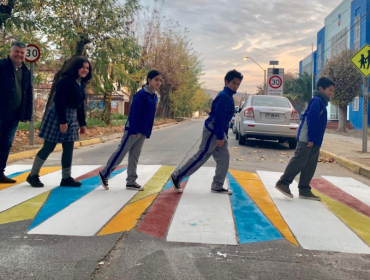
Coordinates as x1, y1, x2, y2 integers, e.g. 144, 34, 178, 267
363, 76, 368, 152
29, 62, 35, 146
264, 69, 267, 95
312, 43, 314, 97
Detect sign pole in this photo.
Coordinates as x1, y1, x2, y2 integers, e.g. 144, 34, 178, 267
363, 77, 368, 152
29, 62, 35, 146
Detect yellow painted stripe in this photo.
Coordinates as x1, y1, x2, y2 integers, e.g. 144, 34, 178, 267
229, 169, 299, 246
129, 165, 175, 204
0, 192, 50, 225
0, 166, 61, 191
98, 194, 157, 235
312, 189, 370, 246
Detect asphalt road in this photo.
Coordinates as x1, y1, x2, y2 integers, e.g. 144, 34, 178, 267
1, 119, 369, 280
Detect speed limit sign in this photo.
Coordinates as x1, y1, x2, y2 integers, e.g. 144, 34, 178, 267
25, 44, 41, 63
269, 76, 282, 89
267, 68, 284, 96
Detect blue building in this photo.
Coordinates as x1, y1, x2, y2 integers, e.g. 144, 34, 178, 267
299, 0, 370, 129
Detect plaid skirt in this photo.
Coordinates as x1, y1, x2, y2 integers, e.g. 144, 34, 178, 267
39, 104, 80, 143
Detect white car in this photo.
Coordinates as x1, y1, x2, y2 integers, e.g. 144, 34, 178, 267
235, 95, 300, 149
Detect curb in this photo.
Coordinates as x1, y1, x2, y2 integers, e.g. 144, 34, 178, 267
320, 149, 370, 180
8, 121, 183, 163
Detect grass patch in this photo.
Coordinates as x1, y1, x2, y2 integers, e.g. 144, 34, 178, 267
112, 114, 127, 120
86, 118, 107, 128
17, 122, 42, 130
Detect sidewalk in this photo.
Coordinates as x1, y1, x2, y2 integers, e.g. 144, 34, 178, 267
321, 133, 370, 179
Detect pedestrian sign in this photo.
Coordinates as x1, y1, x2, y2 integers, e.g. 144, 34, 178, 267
351, 44, 370, 77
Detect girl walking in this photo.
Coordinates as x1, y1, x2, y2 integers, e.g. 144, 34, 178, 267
27, 56, 91, 187
98, 70, 161, 190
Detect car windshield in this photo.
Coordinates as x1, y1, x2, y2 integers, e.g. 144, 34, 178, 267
252, 96, 291, 108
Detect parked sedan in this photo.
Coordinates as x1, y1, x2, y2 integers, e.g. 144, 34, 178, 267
229, 106, 239, 129
235, 95, 300, 149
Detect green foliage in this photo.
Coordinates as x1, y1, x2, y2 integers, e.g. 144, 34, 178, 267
17, 122, 42, 130
321, 49, 362, 107
86, 118, 107, 128
284, 72, 313, 112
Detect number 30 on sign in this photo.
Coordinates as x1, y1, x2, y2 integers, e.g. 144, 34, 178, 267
25, 44, 41, 63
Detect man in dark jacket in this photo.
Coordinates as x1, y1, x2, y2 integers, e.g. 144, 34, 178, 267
0, 41, 33, 183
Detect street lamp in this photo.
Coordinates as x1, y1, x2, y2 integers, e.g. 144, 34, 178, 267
244, 56, 267, 93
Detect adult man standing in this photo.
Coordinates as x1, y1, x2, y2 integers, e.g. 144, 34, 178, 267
0, 41, 33, 183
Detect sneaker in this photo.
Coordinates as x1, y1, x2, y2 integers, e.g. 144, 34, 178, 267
171, 174, 183, 193
0, 175, 16, 184
26, 174, 44, 188
98, 171, 109, 190
275, 181, 293, 198
299, 190, 321, 201
126, 182, 144, 191
60, 177, 82, 187
211, 188, 233, 195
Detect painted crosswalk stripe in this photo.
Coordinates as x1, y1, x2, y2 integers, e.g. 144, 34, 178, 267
0, 166, 97, 213
228, 173, 283, 243
28, 167, 127, 230
322, 176, 370, 207
4, 165, 32, 176
257, 171, 370, 254
167, 167, 237, 245
28, 165, 161, 236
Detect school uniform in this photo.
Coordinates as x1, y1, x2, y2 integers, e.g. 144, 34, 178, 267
171, 86, 236, 190
101, 85, 158, 184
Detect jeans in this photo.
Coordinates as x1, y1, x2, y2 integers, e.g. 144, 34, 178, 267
0, 112, 20, 177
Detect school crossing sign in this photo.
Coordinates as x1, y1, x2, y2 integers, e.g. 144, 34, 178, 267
351, 44, 370, 77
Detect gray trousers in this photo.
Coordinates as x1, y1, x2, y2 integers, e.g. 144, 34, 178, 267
101, 131, 146, 184
172, 126, 229, 190
279, 141, 320, 191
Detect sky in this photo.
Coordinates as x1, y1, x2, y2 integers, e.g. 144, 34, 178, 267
139, 0, 341, 94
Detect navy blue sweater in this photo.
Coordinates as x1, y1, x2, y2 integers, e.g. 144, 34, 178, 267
54, 76, 86, 126
125, 86, 158, 138
297, 93, 328, 147
205, 87, 236, 140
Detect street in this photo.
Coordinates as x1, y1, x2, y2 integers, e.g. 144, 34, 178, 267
1, 119, 370, 280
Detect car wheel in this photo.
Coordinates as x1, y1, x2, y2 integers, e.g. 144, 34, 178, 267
288, 140, 297, 149
232, 124, 237, 134
236, 129, 239, 140
238, 134, 246, 145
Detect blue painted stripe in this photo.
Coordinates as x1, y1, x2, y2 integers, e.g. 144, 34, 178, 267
163, 176, 190, 191
228, 173, 282, 244
178, 131, 214, 178
28, 167, 127, 230
8, 169, 31, 179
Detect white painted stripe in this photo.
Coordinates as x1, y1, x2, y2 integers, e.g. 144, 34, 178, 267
4, 165, 32, 175
28, 165, 161, 236
0, 166, 99, 213
323, 176, 370, 207
167, 167, 237, 245
257, 171, 370, 254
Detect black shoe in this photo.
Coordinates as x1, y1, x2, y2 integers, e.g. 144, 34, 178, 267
98, 171, 109, 190
211, 188, 233, 195
171, 174, 183, 193
60, 177, 82, 187
275, 181, 293, 198
26, 174, 44, 188
0, 175, 16, 184
299, 190, 321, 201
126, 182, 144, 191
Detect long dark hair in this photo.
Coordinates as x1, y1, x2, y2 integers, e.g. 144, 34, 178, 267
142, 70, 162, 88
61, 56, 92, 84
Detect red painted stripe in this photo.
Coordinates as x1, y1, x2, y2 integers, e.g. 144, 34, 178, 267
136, 180, 189, 239
311, 178, 370, 218
75, 165, 127, 181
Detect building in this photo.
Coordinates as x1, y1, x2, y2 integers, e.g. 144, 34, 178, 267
299, 0, 370, 129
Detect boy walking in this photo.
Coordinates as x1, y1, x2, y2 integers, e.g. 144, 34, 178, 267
275, 77, 335, 201
171, 70, 243, 194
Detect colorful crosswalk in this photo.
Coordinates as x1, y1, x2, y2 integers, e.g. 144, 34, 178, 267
1, 165, 370, 254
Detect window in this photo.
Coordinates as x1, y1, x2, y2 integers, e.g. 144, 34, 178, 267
302, 62, 312, 75
252, 96, 291, 108
354, 15, 361, 51
353, 96, 359, 111
317, 43, 322, 71
330, 27, 348, 58
330, 105, 339, 120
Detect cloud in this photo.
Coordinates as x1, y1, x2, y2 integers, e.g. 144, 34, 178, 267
139, 0, 340, 92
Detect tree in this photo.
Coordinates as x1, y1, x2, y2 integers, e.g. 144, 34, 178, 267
322, 49, 362, 132
284, 72, 313, 114
256, 85, 264, 95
